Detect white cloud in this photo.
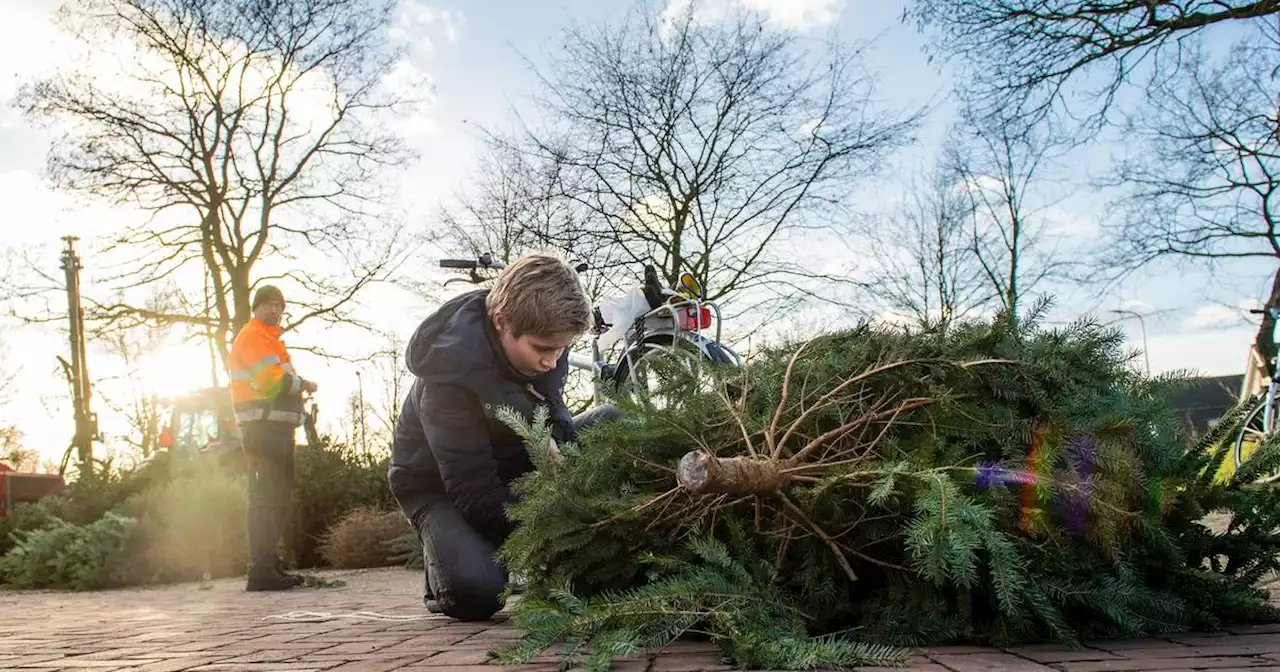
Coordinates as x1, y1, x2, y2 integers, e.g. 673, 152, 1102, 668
389, 1, 464, 59
662, 0, 845, 32
1146, 322, 1255, 377
1183, 301, 1256, 330
0, 0, 64, 128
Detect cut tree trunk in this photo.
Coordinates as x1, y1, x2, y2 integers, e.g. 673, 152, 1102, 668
676, 451, 785, 496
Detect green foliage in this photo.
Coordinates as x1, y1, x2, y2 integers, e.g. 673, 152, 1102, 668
318, 505, 411, 569
388, 529, 424, 570
0, 435, 395, 588
495, 307, 1280, 667
118, 459, 248, 583
283, 442, 394, 568
0, 454, 172, 557
492, 534, 910, 671
0, 512, 138, 590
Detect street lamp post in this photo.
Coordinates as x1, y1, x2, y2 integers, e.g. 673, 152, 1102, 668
1109, 309, 1151, 376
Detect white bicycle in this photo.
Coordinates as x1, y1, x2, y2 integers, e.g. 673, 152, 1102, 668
439, 254, 740, 404
1231, 306, 1280, 482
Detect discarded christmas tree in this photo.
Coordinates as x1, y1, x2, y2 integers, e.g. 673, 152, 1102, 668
492, 304, 1280, 671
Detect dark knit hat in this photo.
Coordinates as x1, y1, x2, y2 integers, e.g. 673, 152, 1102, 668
252, 284, 284, 310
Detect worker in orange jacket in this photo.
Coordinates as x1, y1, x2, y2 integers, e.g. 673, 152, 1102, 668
229, 284, 318, 591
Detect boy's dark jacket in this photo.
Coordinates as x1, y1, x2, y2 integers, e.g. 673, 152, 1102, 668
388, 289, 575, 544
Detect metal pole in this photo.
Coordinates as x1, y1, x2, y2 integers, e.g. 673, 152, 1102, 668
356, 371, 366, 454
1109, 309, 1151, 376
60, 236, 95, 475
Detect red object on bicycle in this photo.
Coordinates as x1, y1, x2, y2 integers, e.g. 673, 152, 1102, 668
678, 305, 713, 331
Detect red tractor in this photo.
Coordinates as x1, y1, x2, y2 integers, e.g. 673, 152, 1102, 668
0, 465, 65, 518
157, 386, 320, 458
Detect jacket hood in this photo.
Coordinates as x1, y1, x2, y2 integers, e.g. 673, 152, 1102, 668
404, 289, 530, 384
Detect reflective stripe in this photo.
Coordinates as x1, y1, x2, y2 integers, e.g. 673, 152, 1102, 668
235, 408, 305, 425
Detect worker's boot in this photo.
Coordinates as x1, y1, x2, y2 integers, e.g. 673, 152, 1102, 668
274, 559, 306, 586
246, 564, 295, 592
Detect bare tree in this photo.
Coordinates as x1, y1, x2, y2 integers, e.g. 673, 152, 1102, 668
944, 108, 1073, 317
14, 0, 425, 369
361, 332, 408, 453
431, 137, 624, 304
0, 328, 17, 408
1104, 38, 1279, 271
494, 1, 921, 316
860, 164, 993, 328
1100, 34, 1280, 363
905, 0, 1280, 128
94, 307, 172, 459
437, 140, 567, 265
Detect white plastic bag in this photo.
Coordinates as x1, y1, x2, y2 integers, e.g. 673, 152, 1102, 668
595, 287, 651, 353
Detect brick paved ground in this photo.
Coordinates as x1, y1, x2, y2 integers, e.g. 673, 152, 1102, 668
2, 567, 1280, 671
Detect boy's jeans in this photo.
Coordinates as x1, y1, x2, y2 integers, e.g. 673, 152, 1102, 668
415, 404, 623, 620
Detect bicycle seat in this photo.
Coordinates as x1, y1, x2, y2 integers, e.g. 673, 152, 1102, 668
642, 265, 664, 310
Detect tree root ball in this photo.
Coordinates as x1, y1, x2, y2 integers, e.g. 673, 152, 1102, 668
676, 450, 784, 496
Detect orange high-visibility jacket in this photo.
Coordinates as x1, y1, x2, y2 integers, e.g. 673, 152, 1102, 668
229, 318, 305, 426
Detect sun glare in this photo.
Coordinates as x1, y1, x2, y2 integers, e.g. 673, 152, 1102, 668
137, 337, 219, 401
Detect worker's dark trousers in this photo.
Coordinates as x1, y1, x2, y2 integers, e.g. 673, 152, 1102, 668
242, 421, 297, 575
415, 404, 623, 621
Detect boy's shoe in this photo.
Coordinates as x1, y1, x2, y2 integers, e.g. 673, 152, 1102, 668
425, 598, 442, 614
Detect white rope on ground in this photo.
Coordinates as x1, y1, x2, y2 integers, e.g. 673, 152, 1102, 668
262, 610, 448, 623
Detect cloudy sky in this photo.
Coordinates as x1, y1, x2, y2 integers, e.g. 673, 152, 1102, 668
0, 0, 1267, 466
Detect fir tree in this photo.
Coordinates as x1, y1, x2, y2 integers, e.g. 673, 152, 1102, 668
491, 305, 1280, 670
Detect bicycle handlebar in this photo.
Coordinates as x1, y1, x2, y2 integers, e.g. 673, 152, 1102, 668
439, 253, 507, 272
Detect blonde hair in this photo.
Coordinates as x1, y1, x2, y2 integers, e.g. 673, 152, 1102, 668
486, 253, 591, 338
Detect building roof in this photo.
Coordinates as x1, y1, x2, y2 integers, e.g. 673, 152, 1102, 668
1167, 374, 1245, 436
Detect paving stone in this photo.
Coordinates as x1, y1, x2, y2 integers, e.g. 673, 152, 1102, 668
319, 657, 432, 672
186, 660, 335, 665
1056, 656, 1274, 671
418, 649, 501, 666
919, 645, 1001, 655
1, 568, 1279, 672
0, 655, 69, 666
1084, 638, 1184, 652
396, 667, 504, 672
217, 649, 320, 663
849, 660, 952, 665
999, 644, 1123, 664
1231, 625, 1280, 635
118, 658, 231, 672
1174, 634, 1280, 648
579, 662, 649, 672
1122, 644, 1280, 658
13, 657, 164, 668
929, 652, 1055, 671
650, 653, 733, 671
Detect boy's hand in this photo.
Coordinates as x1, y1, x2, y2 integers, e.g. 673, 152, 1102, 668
547, 437, 562, 463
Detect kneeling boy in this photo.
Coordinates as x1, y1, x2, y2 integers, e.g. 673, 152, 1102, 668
388, 253, 618, 621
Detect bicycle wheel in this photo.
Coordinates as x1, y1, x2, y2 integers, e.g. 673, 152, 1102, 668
610, 335, 728, 408
1231, 399, 1273, 481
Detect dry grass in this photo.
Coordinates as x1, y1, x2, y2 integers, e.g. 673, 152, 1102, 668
318, 506, 412, 569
